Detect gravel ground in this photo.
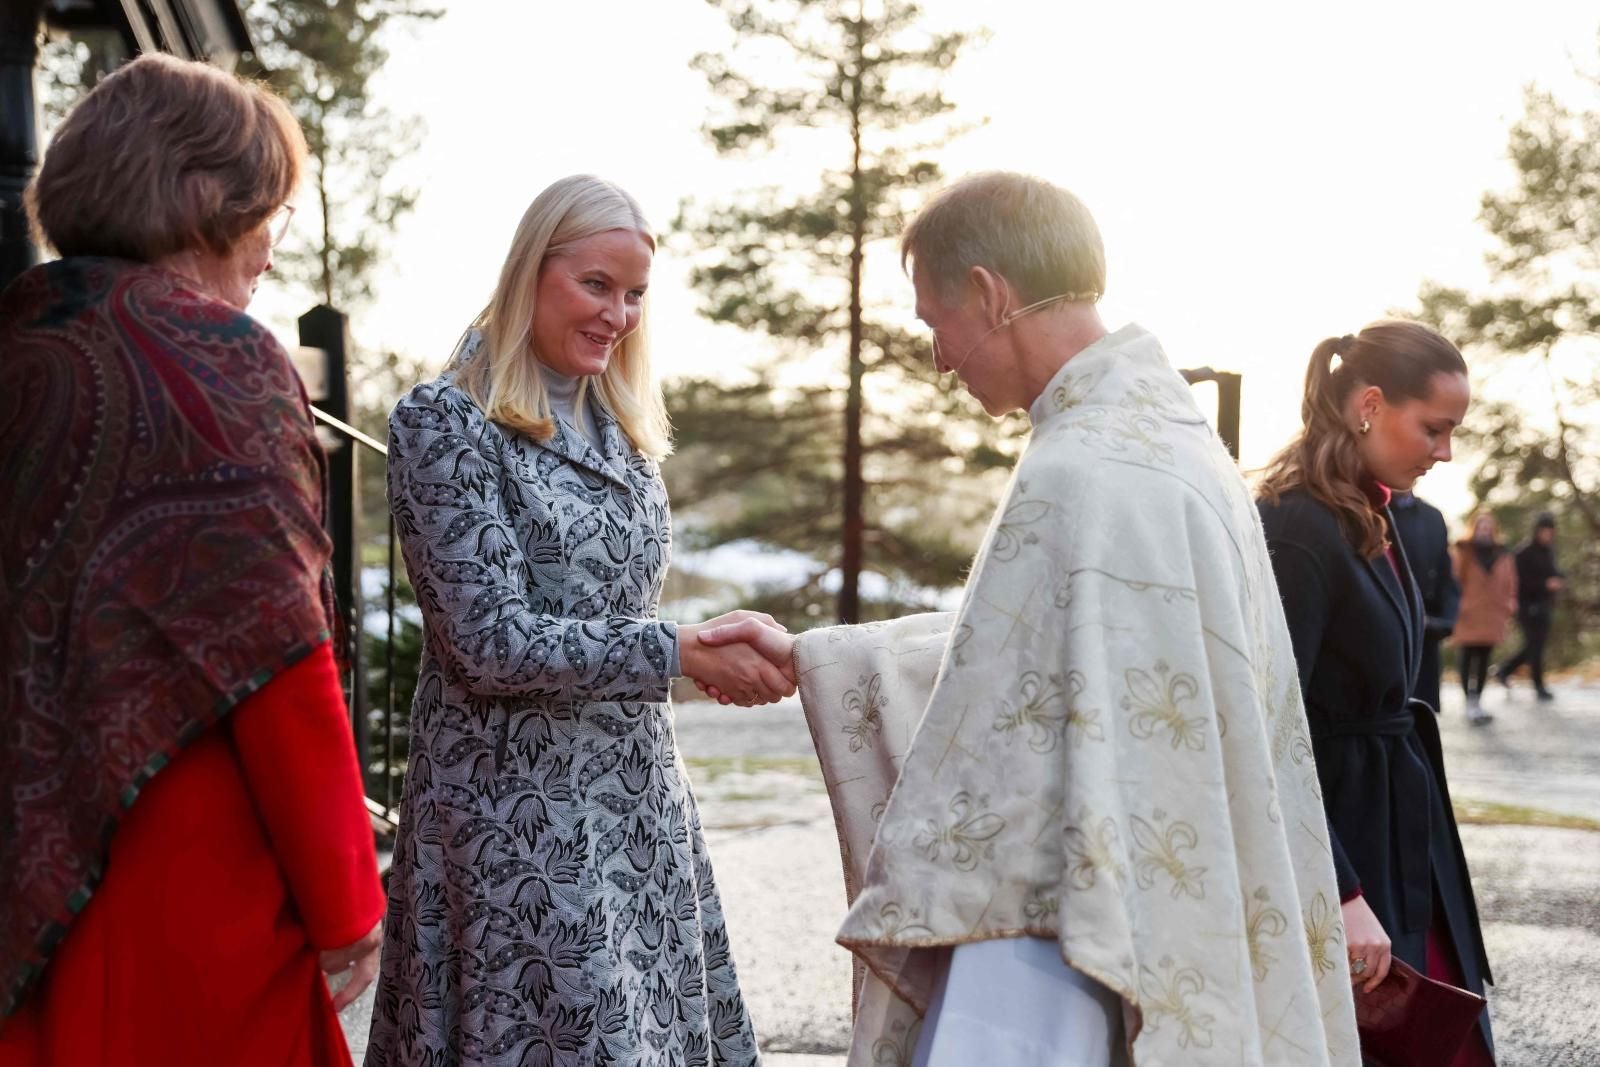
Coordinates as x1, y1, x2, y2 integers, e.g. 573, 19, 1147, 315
342, 685, 1600, 1064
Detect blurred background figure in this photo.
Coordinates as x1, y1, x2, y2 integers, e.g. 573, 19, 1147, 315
1391, 490, 1460, 716
1497, 513, 1565, 702
0, 54, 384, 1065
1452, 512, 1517, 725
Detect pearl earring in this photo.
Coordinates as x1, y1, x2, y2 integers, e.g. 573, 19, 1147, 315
1359, 418, 1371, 435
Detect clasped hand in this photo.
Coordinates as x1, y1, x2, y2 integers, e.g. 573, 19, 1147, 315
679, 611, 796, 707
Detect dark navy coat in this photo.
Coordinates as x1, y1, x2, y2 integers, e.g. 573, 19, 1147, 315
1259, 487, 1492, 1053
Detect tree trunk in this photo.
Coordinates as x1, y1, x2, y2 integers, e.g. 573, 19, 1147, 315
317, 143, 334, 307
839, 10, 867, 624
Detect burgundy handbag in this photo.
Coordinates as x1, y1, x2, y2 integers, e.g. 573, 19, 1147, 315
1356, 958, 1487, 1067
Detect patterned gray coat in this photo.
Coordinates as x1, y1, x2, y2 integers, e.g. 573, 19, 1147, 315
366, 348, 759, 1067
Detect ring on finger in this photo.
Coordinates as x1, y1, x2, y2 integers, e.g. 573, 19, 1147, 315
1350, 956, 1368, 976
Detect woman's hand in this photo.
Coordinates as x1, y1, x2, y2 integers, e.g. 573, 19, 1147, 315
1341, 895, 1392, 994
690, 616, 799, 705
679, 612, 795, 706
319, 919, 383, 1011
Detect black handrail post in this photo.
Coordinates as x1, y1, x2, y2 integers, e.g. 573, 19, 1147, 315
299, 305, 371, 781
1215, 372, 1242, 460
1179, 366, 1243, 461
0, 2, 44, 294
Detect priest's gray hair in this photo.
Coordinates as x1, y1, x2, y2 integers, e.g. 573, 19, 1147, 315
902, 172, 1105, 307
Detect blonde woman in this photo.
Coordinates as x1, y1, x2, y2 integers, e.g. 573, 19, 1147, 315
367, 176, 778, 1066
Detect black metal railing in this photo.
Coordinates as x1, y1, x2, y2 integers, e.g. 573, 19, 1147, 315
295, 306, 408, 834
308, 404, 403, 828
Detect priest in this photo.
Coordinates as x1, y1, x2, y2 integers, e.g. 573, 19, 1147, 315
699, 172, 1360, 1066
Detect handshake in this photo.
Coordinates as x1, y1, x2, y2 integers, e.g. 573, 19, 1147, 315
678, 611, 797, 707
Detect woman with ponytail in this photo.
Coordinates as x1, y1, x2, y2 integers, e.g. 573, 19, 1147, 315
1257, 321, 1495, 1064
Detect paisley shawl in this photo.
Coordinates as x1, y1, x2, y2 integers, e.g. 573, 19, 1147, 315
0, 258, 335, 1017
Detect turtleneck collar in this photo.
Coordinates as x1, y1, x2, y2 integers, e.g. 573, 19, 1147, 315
539, 362, 583, 404
537, 362, 600, 450
1361, 476, 1393, 510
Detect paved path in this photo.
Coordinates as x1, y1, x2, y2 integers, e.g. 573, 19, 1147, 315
343, 681, 1600, 1064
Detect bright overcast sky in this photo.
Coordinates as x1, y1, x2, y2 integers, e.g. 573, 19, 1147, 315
249, 0, 1600, 524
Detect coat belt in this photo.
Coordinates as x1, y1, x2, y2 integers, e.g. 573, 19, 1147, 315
1311, 706, 1434, 932
1309, 710, 1415, 739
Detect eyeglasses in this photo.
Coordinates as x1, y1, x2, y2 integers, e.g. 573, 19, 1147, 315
267, 204, 296, 247
926, 290, 1101, 372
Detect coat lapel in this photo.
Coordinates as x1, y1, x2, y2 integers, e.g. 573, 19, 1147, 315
1368, 506, 1423, 694
536, 398, 631, 492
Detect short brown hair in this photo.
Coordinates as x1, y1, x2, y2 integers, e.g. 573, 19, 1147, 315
26, 53, 306, 261
902, 172, 1106, 305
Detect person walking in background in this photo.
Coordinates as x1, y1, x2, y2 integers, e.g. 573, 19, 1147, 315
1497, 512, 1564, 701
0, 55, 384, 1065
1451, 512, 1517, 725
1257, 321, 1495, 1065
1391, 490, 1459, 715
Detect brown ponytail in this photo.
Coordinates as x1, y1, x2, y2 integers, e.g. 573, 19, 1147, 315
1258, 321, 1466, 558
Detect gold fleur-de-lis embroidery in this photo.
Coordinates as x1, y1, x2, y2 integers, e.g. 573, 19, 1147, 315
1052, 372, 1097, 412
913, 791, 1006, 872
871, 1016, 919, 1067
1130, 812, 1207, 899
1122, 660, 1208, 751
1023, 887, 1060, 923
992, 670, 1100, 753
1138, 957, 1215, 1049
872, 900, 934, 940
991, 495, 1051, 562
1245, 886, 1289, 982
1080, 410, 1176, 465
841, 673, 886, 752
1061, 675, 1104, 747
1303, 891, 1342, 978
1063, 808, 1127, 890
1123, 378, 1177, 415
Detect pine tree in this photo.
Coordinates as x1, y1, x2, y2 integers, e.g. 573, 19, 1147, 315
670, 0, 1004, 626
1415, 76, 1600, 663
240, 0, 439, 310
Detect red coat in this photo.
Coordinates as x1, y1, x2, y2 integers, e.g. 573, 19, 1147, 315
1451, 544, 1518, 647
0, 643, 383, 1065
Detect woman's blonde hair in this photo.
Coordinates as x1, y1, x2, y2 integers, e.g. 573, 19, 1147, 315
452, 175, 672, 458
1257, 320, 1466, 558
27, 53, 304, 261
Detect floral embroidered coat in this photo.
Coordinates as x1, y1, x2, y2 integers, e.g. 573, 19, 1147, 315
819, 326, 1360, 1066
367, 338, 759, 1067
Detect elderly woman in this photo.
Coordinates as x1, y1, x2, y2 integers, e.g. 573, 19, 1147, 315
366, 175, 787, 1066
0, 55, 384, 1064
